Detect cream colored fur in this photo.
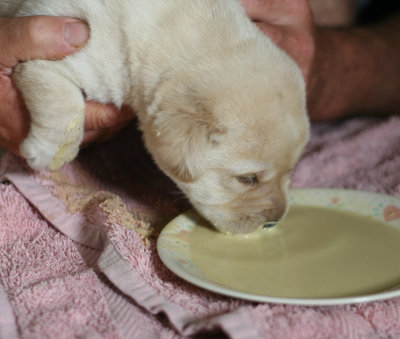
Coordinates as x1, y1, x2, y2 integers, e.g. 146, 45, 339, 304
0, 0, 309, 234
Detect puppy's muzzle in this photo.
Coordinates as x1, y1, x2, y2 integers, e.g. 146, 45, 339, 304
261, 197, 288, 229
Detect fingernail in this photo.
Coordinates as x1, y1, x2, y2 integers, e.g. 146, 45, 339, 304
64, 22, 89, 47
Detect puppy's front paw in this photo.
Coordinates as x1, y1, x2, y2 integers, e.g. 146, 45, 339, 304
20, 134, 81, 171
50, 136, 81, 171
20, 117, 83, 171
20, 136, 59, 171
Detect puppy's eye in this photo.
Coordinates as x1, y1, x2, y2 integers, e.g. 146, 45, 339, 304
236, 174, 258, 186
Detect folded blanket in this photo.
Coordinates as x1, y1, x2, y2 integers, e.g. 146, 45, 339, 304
1, 116, 400, 339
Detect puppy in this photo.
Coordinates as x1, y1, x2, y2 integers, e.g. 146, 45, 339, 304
1, 0, 309, 234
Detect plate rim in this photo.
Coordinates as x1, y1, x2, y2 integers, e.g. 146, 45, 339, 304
157, 188, 400, 306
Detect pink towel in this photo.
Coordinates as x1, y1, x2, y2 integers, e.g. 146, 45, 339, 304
1, 116, 400, 339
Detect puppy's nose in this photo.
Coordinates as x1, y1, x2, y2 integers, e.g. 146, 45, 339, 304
263, 221, 278, 228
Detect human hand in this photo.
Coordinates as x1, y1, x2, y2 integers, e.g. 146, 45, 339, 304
0, 73, 132, 154
0, 16, 133, 155
0, 15, 90, 154
240, 0, 316, 84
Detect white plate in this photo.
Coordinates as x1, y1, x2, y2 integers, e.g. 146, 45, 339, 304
157, 188, 400, 305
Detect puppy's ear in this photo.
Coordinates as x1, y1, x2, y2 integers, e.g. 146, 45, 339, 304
147, 105, 226, 183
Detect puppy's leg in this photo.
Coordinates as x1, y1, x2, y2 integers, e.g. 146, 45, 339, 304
13, 60, 85, 170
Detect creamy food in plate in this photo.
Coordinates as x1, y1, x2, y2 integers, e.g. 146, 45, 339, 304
189, 206, 400, 298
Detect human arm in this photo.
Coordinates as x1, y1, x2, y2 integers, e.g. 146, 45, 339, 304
308, 16, 400, 121
241, 0, 400, 121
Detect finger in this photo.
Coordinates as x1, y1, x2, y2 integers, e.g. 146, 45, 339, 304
82, 129, 109, 145
84, 102, 134, 131
0, 75, 30, 154
82, 121, 129, 145
0, 16, 89, 67
240, 0, 271, 20
241, 0, 287, 22
241, 0, 312, 27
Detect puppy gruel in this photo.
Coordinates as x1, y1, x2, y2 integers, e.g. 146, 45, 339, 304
0, 0, 310, 234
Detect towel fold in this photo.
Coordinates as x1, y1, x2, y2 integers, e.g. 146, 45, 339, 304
1, 116, 400, 338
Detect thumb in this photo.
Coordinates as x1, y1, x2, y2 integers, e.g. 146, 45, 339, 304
0, 16, 89, 67
84, 102, 134, 130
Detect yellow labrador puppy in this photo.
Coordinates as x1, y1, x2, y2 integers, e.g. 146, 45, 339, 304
1, 0, 309, 234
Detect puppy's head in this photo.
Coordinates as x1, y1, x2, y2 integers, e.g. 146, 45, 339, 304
142, 42, 309, 234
